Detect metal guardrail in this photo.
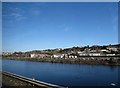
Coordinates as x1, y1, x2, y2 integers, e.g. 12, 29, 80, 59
2, 71, 67, 88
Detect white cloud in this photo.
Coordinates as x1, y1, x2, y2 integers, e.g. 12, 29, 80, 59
64, 26, 72, 32
3, 12, 26, 21
29, 8, 41, 16
32, 10, 41, 15
58, 24, 72, 32
3, 13, 22, 17
3, 6, 27, 21
16, 16, 26, 21
112, 16, 118, 32
64, 27, 70, 32
11, 13, 22, 17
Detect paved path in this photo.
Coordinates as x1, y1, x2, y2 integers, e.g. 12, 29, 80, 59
2, 71, 66, 88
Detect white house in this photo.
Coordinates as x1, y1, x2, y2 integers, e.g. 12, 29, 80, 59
74, 56, 77, 58
31, 54, 36, 58
79, 52, 101, 56
106, 54, 115, 56
53, 54, 65, 58
89, 53, 101, 56
107, 46, 118, 51
68, 55, 77, 58
31, 53, 50, 58
100, 49, 109, 52
79, 53, 89, 56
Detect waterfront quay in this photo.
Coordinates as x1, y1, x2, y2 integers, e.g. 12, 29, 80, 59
2, 71, 66, 88
2, 56, 120, 66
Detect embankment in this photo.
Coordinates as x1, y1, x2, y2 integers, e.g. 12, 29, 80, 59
2, 56, 120, 65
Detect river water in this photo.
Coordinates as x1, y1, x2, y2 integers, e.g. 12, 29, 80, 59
2, 59, 120, 87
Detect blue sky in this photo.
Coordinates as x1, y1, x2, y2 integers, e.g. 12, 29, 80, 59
2, 2, 118, 52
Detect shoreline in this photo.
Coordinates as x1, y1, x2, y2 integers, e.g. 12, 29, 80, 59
2, 56, 120, 66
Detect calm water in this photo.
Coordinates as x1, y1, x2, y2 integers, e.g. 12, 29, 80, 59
2, 59, 120, 87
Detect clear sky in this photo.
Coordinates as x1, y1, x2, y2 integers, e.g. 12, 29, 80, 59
2, 2, 118, 52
